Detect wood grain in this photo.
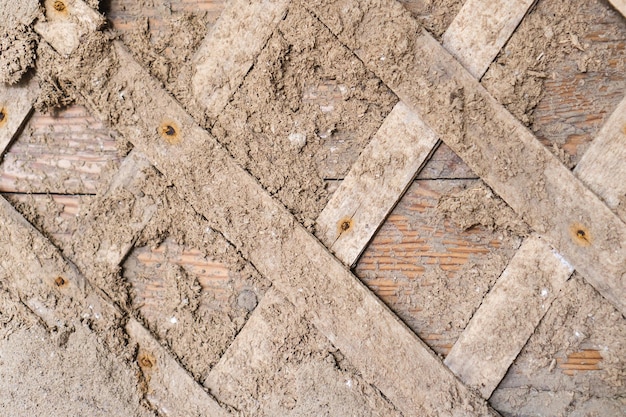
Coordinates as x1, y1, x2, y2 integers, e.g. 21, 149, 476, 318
315, 0, 530, 269
0, 81, 36, 158
316, 101, 439, 267
444, 235, 573, 398
67, 39, 497, 415
0, 105, 121, 194
305, 0, 626, 316
354, 179, 521, 357
442, 0, 536, 78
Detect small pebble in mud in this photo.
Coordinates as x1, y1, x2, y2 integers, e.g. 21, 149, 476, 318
237, 290, 258, 312
288, 132, 307, 150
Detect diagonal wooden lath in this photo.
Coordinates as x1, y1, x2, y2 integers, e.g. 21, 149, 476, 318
29, 1, 498, 415
303, 0, 626, 317
2, 0, 620, 412
445, 94, 626, 397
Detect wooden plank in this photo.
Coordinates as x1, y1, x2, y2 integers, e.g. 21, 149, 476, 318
315, 101, 439, 266
442, 95, 626, 397
25, 3, 232, 412
0, 105, 121, 194
0, 82, 36, 158
69, 150, 158, 268
191, 0, 290, 121
204, 289, 403, 416
574, 96, 626, 211
126, 319, 231, 417
64, 40, 497, 415
442, 0, 536, 79
304, 0, 626, 317
314, 0, 532, 267
444, 235, 573, 398
64, 150, 161, 305
0, 194, 230, 417
609, 0, 626, 17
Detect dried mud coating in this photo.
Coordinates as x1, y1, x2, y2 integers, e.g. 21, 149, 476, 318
437, 181, 530, 237
0, 250, 150, 416
0, 1, 40, 84
120, 10, 212, 113
491, 273, 626, 416
124, 185, 268, 381
212, 5, 397, 226
482, 0, 626, 131
400, 0, 465, 38
0, 324, 152, 417
206, 293, 402, 416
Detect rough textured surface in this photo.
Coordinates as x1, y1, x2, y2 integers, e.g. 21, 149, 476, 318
206, 291, 403, 416
212, 5, 397, 226
0, 323, 153, 417
304, 0, 626, 316
482, 0, 626, 129
491, 273, 626, 416
1, 0, 624, 415
437, 182, 530, 237
0, 1, 40, 84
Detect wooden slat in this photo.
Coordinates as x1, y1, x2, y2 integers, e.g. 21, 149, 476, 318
609, 0, 626, 17
0, 82, 36, 157
61, 38, 496, 415
574, 96, 626, 211
315, 101, 439, 266
304, 0, 626, 317
443, 95, 626, 396
315, 0, 532, 267
69, 150, 158, 268
126, 319, 231, 417
62, 150, 163, 305
191, 0, 290, 121
204, 288, 403, 415
444, 235, 573, 398
0, 194, 230, 416
27, 3, 232, 414
442, 0, 536, 79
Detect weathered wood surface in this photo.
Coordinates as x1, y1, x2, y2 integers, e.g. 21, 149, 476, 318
441, 93, 626, 397
0, 105, 121, 194
574, 96, 626, 211
315, 0, 530, 269
316, 102, 439, 267
305, 0, 626, 316
444, 235, 574, 398
1, 0, 623, 413
0, 82, 36, 158
0, 186, 229, 417
191, 0, 290, 121
442, 0, 536, 79
354, 179, 521, 356
69, 150, 158, 269
126, 319, 231, 417
64, 39, 497, 415
609, 0, 626, 17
